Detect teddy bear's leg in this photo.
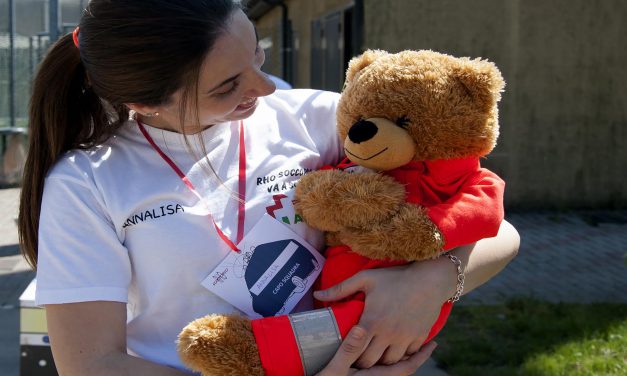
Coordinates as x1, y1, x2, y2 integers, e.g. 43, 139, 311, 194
295, 170, 406, 231
339, 204, 445, 261
177, 314, 265, 376
250, 300, 365, 376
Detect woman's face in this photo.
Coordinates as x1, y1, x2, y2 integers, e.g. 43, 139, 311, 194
141, 9, 276, 133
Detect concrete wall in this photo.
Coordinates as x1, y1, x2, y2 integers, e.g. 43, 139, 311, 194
363, 0, 627, 209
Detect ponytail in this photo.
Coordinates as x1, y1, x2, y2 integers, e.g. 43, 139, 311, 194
18, 34, 125, 269
18, 0, 240, 269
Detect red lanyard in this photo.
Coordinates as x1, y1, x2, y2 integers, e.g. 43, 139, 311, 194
137, 120, 246, 252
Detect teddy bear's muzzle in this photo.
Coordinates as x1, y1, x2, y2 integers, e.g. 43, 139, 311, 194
344, 117, 417, 171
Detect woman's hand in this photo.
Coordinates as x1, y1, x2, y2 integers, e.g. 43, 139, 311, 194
315, 263, 448, 368
314, 219, 520, 369
316, 326, 438, 376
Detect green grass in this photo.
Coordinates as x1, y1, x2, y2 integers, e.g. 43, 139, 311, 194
433, 298, 627, 376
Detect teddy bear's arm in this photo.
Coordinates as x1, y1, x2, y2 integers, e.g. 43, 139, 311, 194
338, 203, 445, 261
426, 169, 505, 250
336, 169, 504, 261
294, 169, 407, 232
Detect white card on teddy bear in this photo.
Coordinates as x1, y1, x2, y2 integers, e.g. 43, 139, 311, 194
202, 213, 325, 319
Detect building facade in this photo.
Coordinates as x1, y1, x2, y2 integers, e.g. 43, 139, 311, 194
246, 0, 627, 209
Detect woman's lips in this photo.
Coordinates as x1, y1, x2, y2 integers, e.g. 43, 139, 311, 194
236, 98, 257, 111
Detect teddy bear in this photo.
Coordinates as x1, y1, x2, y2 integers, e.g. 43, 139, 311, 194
177, 49, 506, 376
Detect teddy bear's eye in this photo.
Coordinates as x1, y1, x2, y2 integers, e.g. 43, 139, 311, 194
396, 116, 410, 129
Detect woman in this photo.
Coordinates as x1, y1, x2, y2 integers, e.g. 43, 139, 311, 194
18, 1, 519, 375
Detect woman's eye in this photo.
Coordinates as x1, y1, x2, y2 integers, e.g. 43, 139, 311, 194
215, 81, 240, 98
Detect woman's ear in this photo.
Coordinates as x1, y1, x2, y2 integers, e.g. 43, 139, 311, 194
125, 103, 161, 117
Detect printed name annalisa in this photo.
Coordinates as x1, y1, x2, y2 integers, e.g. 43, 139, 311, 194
122, 204, 185, 229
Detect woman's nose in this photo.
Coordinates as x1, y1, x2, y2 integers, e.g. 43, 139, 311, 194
247, 71, 276, 98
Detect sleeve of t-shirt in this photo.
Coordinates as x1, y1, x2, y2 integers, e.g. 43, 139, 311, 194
35, 154, 131, 306
273, 89, 343, 166
302, 90, 343, 165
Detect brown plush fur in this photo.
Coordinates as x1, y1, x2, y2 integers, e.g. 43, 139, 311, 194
295, 49, 503, 262
336, 50, 504, 162
177, 49, 503, 375
294, 169, 407, 231
338, 204, 445, 261
177, 314, 264, 376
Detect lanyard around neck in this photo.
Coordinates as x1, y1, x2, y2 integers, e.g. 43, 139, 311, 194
137, 120, 246, 252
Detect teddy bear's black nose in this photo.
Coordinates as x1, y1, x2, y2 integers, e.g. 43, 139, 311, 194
348, 119, 378, 144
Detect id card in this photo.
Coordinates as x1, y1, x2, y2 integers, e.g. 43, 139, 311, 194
202, 214, 325, 318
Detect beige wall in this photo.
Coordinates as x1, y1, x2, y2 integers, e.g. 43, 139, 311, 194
284, 0, 354, 87
256, 7, 284, 78
363, 0, 627, 209
254, 0, 354, 87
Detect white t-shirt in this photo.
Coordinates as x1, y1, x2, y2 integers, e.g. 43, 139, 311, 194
35, 89, 342, 371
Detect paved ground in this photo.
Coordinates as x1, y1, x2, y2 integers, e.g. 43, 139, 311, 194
1, 187, 626, 375
462, 210, 627, 305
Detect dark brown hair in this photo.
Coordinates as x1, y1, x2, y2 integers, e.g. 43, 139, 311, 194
19, 0, 241, 269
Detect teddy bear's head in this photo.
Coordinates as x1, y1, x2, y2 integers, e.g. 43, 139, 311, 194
337, 49, 505, 171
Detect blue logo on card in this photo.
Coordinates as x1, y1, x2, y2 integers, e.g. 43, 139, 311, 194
245, 239, 320, 317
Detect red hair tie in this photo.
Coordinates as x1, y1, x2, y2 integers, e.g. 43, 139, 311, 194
72, 27, 80, 48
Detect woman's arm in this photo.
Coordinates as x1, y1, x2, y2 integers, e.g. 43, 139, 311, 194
46, 301, 189, 376
446, 219, 520, 296
314, 220, 520, 370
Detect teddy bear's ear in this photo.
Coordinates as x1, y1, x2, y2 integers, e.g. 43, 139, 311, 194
455, 58, 506, 109
345, 49, 388, 83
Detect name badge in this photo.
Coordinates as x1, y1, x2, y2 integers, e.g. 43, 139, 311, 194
202, 214, 325, 318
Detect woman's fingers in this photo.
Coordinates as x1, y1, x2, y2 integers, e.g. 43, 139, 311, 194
405, 339, 424, 356
380, 343, 411, 366
354, 341, 438, 376
314, 271, 372, 302
316, 326, 370, 376
354, 335, 388, 368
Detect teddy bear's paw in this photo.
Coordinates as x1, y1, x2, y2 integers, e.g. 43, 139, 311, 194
177, 314, 264, 376
295, 169, 407, 231
294, 169, 356, 231
296, 170, 406, 231
329, 172, 408, 228
340, 204, 445, 261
